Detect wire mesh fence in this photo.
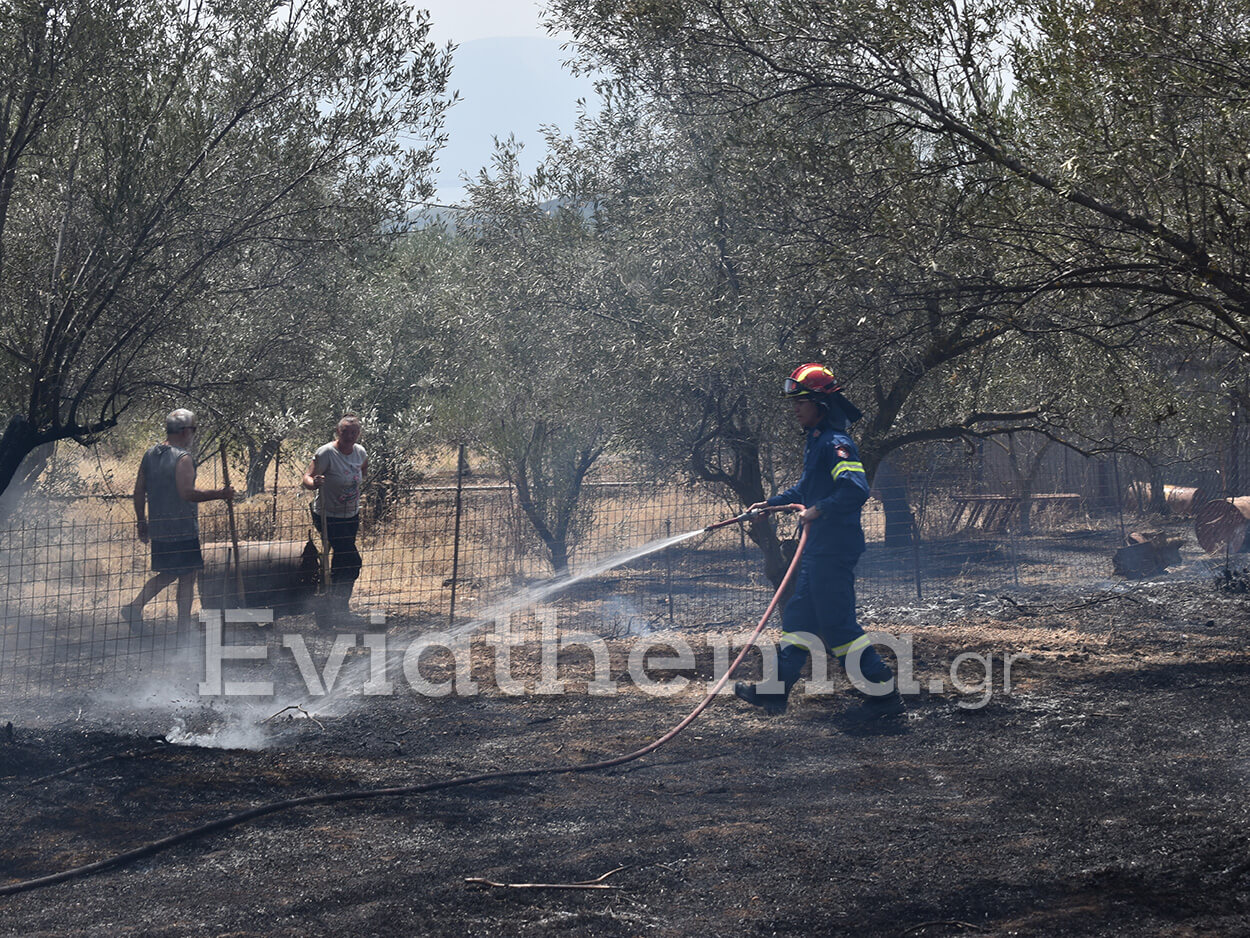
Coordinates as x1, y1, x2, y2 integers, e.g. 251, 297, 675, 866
1, 437, 1245, 700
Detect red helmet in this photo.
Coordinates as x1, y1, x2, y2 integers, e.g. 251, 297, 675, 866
783, 363, 843, 399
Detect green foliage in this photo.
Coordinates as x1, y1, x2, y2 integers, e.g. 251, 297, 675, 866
519, 0, 1250, 576
0, 0, 453, 494
548, 0, 1248, 468
429, 140, 621, 573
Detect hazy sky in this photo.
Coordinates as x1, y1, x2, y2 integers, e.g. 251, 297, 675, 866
417, 0, 555, 43
414, 1, 595, 204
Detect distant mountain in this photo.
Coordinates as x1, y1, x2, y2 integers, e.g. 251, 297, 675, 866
405, 196, 594, 233
431, 36, 599, 206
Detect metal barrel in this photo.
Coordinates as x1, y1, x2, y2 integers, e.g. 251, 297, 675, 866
1125, 482, 1205, 515
1194, 498, 1250, 554
199, 539, 321, 617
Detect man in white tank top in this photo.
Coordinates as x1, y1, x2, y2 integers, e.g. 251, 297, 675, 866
303, 415, 369, 620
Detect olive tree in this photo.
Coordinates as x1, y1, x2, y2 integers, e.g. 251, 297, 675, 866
438, 142, 622, 574
0, 0, 453, 497
552, 0, 1250, 354
542, 0, 1247, 575
538, 22, 1106, 574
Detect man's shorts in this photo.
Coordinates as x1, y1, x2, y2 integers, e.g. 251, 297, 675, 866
151, 538, 204, 574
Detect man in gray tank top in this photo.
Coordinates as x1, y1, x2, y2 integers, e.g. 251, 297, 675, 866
121, 409, 234, 632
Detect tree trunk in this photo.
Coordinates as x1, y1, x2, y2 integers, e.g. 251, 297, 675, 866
514, 485, 571, 575
507, 435, 603, 576
245, 437, 281, 497
0, 414, 40, 502
1149, 464, 1168, 514
1097, 458, 1116, 513
744, 517, 787, 587
1016, 489, 1034, 535
0, 414, 116, 513
872, 458, 915, 546
690, 431, 788, 587
549, 538, 570, 576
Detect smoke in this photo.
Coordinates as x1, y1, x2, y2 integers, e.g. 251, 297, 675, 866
84, 639, 283, 750
163, 713, 272, 751
599, 595, 654, 636
6, 528, 709, 748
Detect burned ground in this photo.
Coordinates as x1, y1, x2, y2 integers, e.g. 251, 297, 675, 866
1, 578, 1248, 938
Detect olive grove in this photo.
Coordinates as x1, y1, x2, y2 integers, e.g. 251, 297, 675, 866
4, 0, 1248, 578
0, 0, 453, 496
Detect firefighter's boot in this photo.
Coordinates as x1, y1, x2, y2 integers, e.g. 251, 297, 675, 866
842, 686, 906, 724
329, 591, 368, 629
734, 681, 789, 716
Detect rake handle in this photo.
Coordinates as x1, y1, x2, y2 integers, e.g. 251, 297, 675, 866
220, 445, 247, 607
318, 502, 331, 594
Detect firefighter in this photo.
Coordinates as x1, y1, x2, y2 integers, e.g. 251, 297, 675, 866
734, 364, 904, 719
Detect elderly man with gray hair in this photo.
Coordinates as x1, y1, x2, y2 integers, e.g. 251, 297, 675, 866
121, 409, 233, 632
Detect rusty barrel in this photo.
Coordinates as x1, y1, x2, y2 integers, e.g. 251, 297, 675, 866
1193, 498, 1250, 554
1165, 486, 1204, 515
199, 539, 321, 617
1126, 482, 1204, 515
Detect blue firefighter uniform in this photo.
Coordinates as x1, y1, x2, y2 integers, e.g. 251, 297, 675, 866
765, 414, 895, 694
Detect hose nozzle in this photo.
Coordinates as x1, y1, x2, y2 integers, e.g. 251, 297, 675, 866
703, 503, 805, 532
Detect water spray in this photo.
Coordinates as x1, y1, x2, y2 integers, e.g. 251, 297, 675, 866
0, 504, 810, 897
309, 508, 801, 715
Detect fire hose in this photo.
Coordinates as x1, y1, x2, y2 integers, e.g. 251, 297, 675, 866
0, 506, 806, 898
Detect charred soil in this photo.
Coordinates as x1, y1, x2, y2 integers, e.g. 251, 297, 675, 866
1, 579, 1248, 937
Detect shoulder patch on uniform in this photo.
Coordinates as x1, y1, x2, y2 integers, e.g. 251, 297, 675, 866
835, 445, 852, 459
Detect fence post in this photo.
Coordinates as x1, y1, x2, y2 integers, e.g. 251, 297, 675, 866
1229, 392, 1242, 498
911, 527, 923, 601
448, 444, 467, 629
1008, 517, 1021, 589
271, 440, 280, 533
665, 518, 675, 628
1111, 452, 1127, 544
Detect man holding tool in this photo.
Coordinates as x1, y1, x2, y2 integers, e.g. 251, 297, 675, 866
303, 414, 368, 621
734, 364, 904, 720
122, 409, 235, 632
